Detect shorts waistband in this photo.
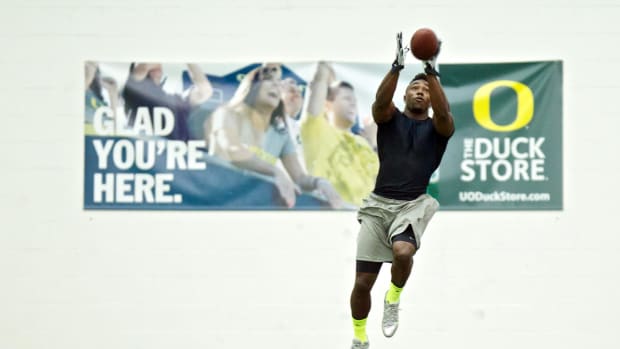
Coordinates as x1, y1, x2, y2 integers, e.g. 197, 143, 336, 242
368, 192, 427, 205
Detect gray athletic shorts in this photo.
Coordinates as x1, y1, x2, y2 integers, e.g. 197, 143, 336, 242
356, 192, 439, 263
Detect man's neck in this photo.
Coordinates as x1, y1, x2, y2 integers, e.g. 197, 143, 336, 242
329, 112, 353, 131
404, 109, 429, 121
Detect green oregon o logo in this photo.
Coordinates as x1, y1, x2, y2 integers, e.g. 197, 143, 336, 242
473, 80, 534, 132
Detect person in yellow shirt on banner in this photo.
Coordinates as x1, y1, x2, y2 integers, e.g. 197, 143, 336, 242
300, 62, 379, 207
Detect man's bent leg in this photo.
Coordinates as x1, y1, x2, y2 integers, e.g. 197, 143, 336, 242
383, 225, 417, 338
390, 225, 417, 290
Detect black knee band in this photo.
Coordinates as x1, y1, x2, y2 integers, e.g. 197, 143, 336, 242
391, 225, 418, 249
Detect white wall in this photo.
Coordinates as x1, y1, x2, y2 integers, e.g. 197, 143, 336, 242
2, 0, 620, 348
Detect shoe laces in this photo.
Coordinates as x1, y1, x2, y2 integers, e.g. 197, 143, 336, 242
384, 302, 400, 325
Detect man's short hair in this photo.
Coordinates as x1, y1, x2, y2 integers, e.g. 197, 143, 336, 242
327, 81, 354, 101
410, 73, 428, 85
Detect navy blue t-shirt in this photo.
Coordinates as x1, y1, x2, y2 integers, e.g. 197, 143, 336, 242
373, 109, 451, 201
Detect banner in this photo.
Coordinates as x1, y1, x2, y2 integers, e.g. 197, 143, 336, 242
84, 61, 562, 210
437, 61, 563, 209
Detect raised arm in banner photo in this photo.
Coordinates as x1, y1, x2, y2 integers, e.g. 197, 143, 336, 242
300, 61, 379, 207
84, 61, 119, 131
208, 70, 342, 209
121, 62, 213, 141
